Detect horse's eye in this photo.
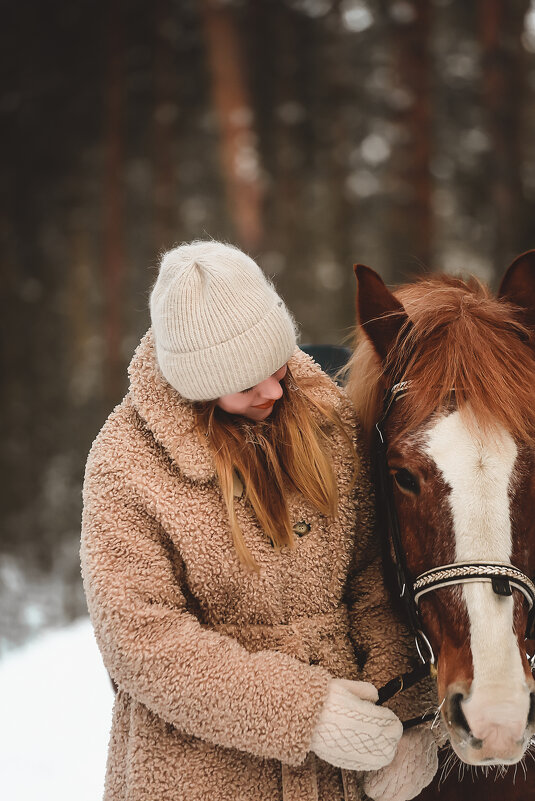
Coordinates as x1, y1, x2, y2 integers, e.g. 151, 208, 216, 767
393, 468, 420, 495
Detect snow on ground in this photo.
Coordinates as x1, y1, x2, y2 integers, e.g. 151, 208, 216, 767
0, 617, 114, 801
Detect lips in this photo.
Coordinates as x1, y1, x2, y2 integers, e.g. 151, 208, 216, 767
252, 401, 275, 410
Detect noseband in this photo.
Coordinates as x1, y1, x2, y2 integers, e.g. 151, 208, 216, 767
375, 380, 535, 669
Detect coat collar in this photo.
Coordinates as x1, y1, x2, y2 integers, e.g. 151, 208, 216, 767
127, 326, 353, 482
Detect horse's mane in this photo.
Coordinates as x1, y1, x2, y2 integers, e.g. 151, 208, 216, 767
345, 273, 535, 443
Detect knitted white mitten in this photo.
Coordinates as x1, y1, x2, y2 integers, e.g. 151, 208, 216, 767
309, 678, 403, 772
362, 727, 438, 801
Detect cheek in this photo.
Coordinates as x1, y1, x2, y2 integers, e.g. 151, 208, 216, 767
395, 473, 460, 664
396, 475, 455, 577
510, 459, 535, 649
217, 394, 251, 415
419, 589, 473, 690
511, 453, 535, 575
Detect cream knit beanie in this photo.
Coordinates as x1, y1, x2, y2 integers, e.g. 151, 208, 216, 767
149, 240, 298, 400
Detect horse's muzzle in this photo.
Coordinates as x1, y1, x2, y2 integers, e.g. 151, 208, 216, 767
443, 681, 535, 765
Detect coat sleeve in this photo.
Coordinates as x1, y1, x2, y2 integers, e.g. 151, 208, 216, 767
344, 445, 438, 724
80, 455, 332, 767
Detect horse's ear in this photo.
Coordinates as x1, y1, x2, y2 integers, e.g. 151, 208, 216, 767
354, 263, 410, 362
498, 250, 535, 330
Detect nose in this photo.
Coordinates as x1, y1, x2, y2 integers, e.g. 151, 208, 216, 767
447, 691, 474, 741
444, 685, 534, 764
256, 375, 284, 401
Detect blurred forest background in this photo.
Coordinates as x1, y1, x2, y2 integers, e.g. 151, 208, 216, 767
2, 0, 535, 654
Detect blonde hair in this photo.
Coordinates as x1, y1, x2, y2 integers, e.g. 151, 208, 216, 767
193, 366, 356, 571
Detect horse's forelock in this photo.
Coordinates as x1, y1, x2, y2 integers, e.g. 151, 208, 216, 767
347, 274, 535, 443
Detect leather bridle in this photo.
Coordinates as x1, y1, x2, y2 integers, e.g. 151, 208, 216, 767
375, 379, 535, 724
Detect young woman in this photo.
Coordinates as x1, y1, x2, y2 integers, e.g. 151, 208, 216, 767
80, 241, 438, 801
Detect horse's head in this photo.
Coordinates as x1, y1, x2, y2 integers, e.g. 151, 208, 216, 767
348, 252, 535, 766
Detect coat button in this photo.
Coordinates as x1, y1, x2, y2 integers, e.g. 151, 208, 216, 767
293, 521, 311, 537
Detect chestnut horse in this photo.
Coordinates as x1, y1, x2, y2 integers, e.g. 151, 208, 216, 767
347, 252, 535, 798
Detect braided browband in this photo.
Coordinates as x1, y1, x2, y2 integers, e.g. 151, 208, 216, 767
414, 561, 535, 607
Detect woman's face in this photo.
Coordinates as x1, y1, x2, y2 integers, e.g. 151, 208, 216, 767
216, 364, 288, 421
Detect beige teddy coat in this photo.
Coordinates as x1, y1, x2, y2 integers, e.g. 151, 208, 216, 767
80, 327, 435, 801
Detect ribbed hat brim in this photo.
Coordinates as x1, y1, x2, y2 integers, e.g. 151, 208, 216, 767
155, 300, 298, 400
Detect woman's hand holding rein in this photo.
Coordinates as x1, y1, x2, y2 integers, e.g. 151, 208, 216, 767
309, 678, 403, 771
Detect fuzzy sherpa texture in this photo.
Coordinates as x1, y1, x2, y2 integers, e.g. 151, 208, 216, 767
80, 326, 437, 801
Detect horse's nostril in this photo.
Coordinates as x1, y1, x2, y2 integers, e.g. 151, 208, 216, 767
528, 693, 535, 726
450, 692, 472, 735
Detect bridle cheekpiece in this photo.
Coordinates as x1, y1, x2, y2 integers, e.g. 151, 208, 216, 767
375, 379, 535, 671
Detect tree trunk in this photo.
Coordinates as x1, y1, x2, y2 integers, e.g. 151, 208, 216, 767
102, 0, 125, 403
386, 0, 433, 278
200, 0, 263, 251
153, 0, 178, 251
476, 0, 529, 273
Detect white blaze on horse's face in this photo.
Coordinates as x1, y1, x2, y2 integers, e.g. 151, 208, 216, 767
425, 409, 533, 764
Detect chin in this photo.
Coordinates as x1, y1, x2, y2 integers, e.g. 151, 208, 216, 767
248, 408, 274, 421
